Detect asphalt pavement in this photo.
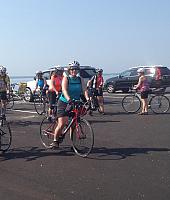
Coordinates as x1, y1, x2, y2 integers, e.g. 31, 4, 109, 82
0, 92, 170, 200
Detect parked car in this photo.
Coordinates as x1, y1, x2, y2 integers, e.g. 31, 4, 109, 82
25, 65, 96, 101
104, 65, 170, 93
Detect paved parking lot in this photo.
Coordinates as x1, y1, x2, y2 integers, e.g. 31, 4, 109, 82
0, 92, 170, 200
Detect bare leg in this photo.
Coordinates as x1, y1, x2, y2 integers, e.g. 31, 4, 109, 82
54, 116, 68, 141
143, 98, 148, 113
97, 96, 104, 113
141, 98, 148, 113
1, 100, 6, 116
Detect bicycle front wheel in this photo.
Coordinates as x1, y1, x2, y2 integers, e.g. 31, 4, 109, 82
122, 94, 141, 113
150, 95, 170, 114
40, 116, 56, 148
71, 118, 94, 157
6, 94, 14, 110
0, 119, 12, 152
34, 96, 46, 115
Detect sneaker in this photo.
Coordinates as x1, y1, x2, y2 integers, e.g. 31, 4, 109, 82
47, 116, 52, 122
89, 110, 93, 116
49, 141, 59, 149
51, 115, 56, 121
58, 134, 65, 143
100, 112, 105, 115
1, 114, 6, 120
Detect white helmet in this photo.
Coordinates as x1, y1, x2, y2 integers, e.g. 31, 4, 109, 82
96, 68, 103, 73
0, 65, 6, 74
68, 60, 80, 70
137, 68, 145, 73
36, 70, 43, 75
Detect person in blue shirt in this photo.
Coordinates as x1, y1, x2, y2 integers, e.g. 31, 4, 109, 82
33, 71, 48, 96
50, 61, 89, 148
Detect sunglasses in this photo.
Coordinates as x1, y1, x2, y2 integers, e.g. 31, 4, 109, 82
70, 68, 79, 71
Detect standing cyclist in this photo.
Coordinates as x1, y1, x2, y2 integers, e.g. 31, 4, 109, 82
87, 68, 105, 115
50, 61, 89, 148
0, 65, 10, 118
134, 68, 150, 115
33, 70, 47, 95
48, 67, 63, 120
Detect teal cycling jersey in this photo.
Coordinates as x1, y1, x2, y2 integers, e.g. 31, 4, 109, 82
37, 79, 45, 89
60, 76, 82, 103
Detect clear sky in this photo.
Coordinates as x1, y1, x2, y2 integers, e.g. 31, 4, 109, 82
1, 0, 170, 76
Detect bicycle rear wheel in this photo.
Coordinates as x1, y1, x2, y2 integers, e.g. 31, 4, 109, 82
149, 95, 170, 114
71, 118, 94, 157
34, 95, 46, 115
122, 94, 141, 113
0, 119, 12, 152
6, 94, 14, 109
40, 116, 56, 148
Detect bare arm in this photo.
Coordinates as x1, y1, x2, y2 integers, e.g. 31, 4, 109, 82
134, 76, 143, 89
43, 78, 47, 89
81, 77, 89, 101
62, 76, 71, 101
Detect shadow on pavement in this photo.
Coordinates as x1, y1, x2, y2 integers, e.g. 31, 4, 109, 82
88, 147, 170, 161
89, 119, 120, 124
9, 120, 41, 127
0, 146, 75, 161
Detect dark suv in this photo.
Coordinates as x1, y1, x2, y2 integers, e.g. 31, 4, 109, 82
105, 65, 170, 93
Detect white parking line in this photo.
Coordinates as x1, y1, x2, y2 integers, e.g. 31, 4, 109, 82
22, 115, 37, 119
11, 109, 37, 114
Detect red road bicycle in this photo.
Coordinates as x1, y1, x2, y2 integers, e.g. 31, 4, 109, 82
40, 100, 94, 157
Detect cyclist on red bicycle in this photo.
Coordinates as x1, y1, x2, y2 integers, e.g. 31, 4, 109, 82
50, 61, 89, 148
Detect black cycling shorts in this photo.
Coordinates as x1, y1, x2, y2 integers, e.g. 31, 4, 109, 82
57, 100, 68, 118
0, 91, 7, 100
48, 91, 57, 109
141, 91, 149, 99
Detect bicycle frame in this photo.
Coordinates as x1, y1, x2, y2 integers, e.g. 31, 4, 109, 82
43, 101, 87, 139
122, 88, 170, 114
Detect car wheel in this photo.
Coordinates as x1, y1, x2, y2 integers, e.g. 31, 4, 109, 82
107, 84, 115, 93
24, 87, 34, 102
122, 88, 129, 93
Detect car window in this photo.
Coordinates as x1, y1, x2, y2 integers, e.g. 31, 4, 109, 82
130, 69, 138, 76
159, 67, 170, 75
80, 69, 96, 78
120, 70, 132, 77
144, 68, 155, 75
43, 71, 50, 80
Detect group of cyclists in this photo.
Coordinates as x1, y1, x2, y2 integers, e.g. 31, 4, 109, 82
31, 61, 105, 148
0, 61, 164, 150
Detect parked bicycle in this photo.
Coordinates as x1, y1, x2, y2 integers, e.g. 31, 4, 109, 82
122, 88, 170, 114
6, 93, 14, 109
0, 108, 12, 152
40, 100, 94, 157
6, 82, 31, 110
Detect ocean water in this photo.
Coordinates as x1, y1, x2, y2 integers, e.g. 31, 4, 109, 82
10, 73, 118, 84
11, 76, 34, 84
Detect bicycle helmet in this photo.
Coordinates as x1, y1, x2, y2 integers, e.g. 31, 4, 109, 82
0, 65, 6, 74
96, 68, 103, 73
54, 65, 64, 72
137, 68, 145, 73
36, 70, 43, 75
68, 60, 80, 70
